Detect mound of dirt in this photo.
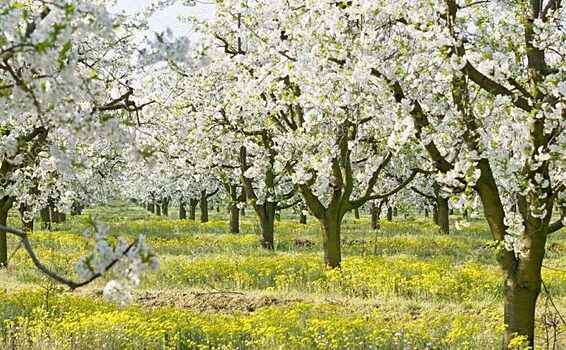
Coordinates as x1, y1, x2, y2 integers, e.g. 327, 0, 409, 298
136, 290, 300, 314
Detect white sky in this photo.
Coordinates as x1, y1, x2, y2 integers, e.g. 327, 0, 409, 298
112, 0, 216, 38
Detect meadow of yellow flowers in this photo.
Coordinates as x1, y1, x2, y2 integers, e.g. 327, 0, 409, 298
2, 202, 565, 349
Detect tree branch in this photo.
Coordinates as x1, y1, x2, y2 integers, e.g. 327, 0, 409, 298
0, 225, 135, 290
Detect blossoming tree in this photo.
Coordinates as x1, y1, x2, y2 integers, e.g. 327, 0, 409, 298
365, 0, 565, 347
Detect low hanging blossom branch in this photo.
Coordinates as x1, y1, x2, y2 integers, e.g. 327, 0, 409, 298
0, 220, 159, 305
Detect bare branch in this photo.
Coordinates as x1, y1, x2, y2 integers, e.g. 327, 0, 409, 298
0, 225, 135, 290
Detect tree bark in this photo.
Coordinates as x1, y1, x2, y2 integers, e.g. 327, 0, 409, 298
229, 203, 240, 234
503, 273, 540, 349
200, 191, 209, 223
50, 203, 61, 223
320, 216, 341, 268
255, 203, 275, 249
0, 200, 10, 267
162, 198, 169, 217
189, 199, 198, 220
19, 204, 33, 232
40, 207, 51, 230
500, 212, 548, 349
155, 202, 162, 216
71, 202, 83, 216
179, 202, 187, 220
148, 201, 155, 214
393, 207, 398, 217
299, 206, 307, 225
240, 207, 245, 217
387, 206, 393, 221
353, 208, 360, 219
371, 202, 381, 230
437, 194, 450, 234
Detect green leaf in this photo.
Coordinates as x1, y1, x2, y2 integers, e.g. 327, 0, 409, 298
11, 2, 25, 9
35, 39, 52, 53
58, 40, 72, 69
64, 4, 75, 16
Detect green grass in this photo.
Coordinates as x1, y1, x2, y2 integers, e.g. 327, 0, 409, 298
1, 201, 565, 349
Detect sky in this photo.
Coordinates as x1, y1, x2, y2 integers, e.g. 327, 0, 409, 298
112, 0, 216, 38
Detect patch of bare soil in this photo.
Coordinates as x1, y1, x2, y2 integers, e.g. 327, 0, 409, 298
135, 290, 301, 314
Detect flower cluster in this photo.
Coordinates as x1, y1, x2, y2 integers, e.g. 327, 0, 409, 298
75, 221, 159, 304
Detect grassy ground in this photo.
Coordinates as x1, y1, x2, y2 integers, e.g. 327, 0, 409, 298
1, 202, 566, 349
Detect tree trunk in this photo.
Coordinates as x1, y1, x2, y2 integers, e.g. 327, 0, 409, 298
275, 211, 281, 222
189, 199, 198, 220
371, 202, 381, 230
320, 216, 341, 268
50, 204, 61, 223
148, 201, 155, 214
433, 205, 439, 225
229, 204, 240, 234
200, 191, 208, 223
503, 275, 540, 349
71, 202, 83, 216
393, 207, 398, 217
179, 202, 187, 220
437, 194, 450, 234
40, 207, 51, 230
425, 207, 429, 218
19, 204, 33, 232
240, 207, 245, 217
299, 208, 307, 225
354, 208, 360, 219
387, 206, 393, 221
500, 216, 547, 349
255, 203, 275, 249
50, 208, 65, 223
155, 202, 162, 216
0, 201, 9, 268
162, 198, 169, 217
